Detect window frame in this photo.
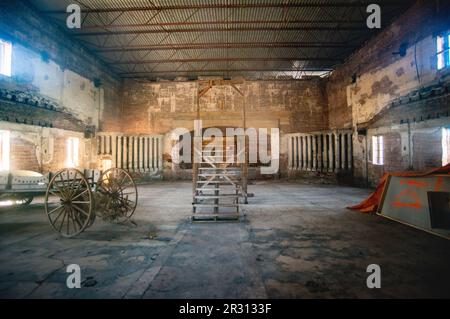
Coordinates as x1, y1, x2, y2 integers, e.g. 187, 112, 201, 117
437, 31, 450, 71
442, 128, 450, 167
0, 130, 10, 171
0, 39, 12, 77
372, 135, 384, 166
66, 137, 80, 168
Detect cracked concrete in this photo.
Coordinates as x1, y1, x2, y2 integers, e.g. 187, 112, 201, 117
1, 181, 450, 298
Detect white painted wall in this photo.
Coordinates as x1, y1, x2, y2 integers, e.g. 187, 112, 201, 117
0, 41, 103, 127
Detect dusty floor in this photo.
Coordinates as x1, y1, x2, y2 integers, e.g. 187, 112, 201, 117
1, 181, 450, 299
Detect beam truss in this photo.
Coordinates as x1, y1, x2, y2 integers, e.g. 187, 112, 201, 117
38, 0, 414, 78
90, 42, 359, 52
43, 2, 411, 13
73, 26, 371, 37
111, 57, 343, 65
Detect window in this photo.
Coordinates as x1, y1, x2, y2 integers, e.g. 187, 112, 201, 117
437, 32, 450, 70
0, 130, 10, 171
442, 128, 450, 166
0, 39, 12, 77
372, 135, 384, 166
66, 137, 79, 168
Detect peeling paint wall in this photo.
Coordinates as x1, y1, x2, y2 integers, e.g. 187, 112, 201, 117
121, 79, 329, 177
1, 0, 449, 184
0, 0, 121, 173
0, 121, 93, 172
0, 42, 105, 126
122, 79, 328, 134
326, 0, 450, 186
348, 33, 439, 126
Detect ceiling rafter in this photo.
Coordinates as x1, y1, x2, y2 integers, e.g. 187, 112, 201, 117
78, 19, 367, 30
86, 42, 357, 53
119, 68, 334, 76
72, 26, 370, 37
111, 57, 343, 65
43, 2, 411, 14
32, 0, 415, 80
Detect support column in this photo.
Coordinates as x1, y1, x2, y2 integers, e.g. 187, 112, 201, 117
299, 136, 303, 170
152, 137, 156, 171
348, 133, 353, 171
111, 134, 117, 168
158, 136, 163, 171
288, 136, 293, 169
318, 134, 323, 172
328, 133, 333, 172
340, 133, 346, 170
143, 137, 148, 172
324, 134, 329, 172
132, 137, 137, 172
138, 137, 143, 172
312, 135, 316, 171
302, 136, 307, 170
306, 135, 311, 170
334, 133, 339, 172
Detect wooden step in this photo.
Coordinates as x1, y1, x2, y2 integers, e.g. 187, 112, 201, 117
201, 162, 236, 164
197, 180, 239, 184
193, 203, 239, 208
202, 151, 231, 154
202, 159, 238, 161
196, 182, 240, 187
202, 156, 232, 159
196, 187, 239, 191
194, 194, 241, 199
192, 214, 240, 221
198, 167, 241, 170
197, 172, 241, 177
197, 180, 241, 185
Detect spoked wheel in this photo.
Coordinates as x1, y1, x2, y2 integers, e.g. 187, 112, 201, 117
45, 168, 94, 238
96, 168, 138, 223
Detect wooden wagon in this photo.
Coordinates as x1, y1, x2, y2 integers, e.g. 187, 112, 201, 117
44, 167, 138, 237
0, 170, 48, 206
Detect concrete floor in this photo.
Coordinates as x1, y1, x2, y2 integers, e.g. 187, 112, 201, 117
1, 181, 450, 299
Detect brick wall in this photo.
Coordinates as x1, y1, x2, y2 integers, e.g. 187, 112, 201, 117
1, 0, 449, 182
120, 79, 328, 177
9, 137, 40, 172
326, 0, 450, 186
412, 130, 443, 170
121, 79, 328, 135
0, 0, 121, 173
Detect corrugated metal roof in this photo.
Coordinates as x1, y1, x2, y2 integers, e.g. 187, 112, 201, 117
30, 0, 415, 80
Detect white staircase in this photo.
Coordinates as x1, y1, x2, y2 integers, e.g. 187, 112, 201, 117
192, 138, 245, 221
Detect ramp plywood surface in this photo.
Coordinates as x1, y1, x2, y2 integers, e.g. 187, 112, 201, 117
378, 175, 450, 239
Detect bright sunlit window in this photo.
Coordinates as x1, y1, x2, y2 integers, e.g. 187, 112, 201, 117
437, 32, 450, 70
66, 137, 79, 168
0, 130, 10, 171
0, 39, 12, 77
442, 128, 450, 166
372, 135, 384, 166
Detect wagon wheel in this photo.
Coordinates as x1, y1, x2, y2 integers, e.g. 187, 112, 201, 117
96, 168, 138, 223
45, 168, 94, 238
